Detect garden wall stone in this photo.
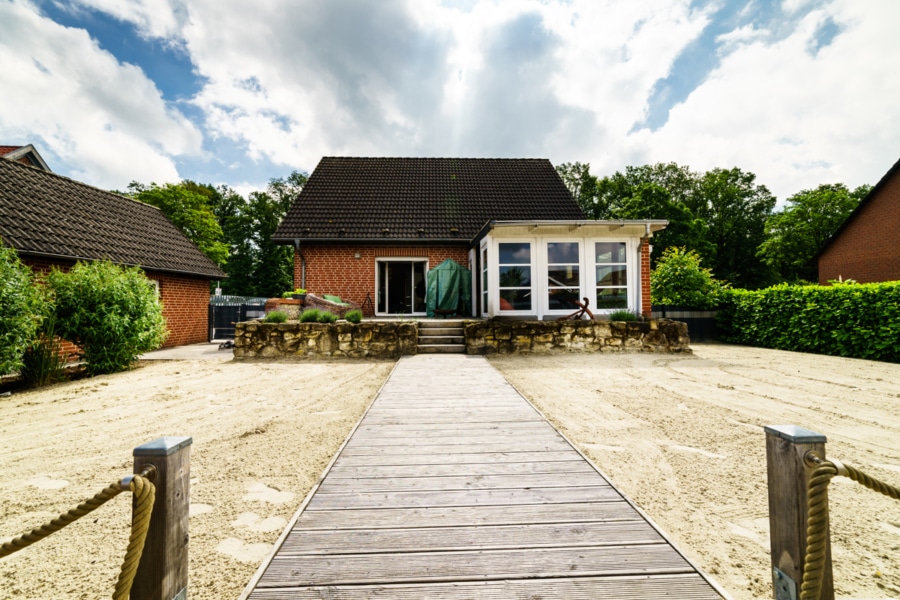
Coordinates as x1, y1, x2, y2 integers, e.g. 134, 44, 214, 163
233, 321, 417, 359
464, 319, 690, 355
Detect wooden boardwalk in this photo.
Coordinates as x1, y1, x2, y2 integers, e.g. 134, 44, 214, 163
244, 355, 726, 599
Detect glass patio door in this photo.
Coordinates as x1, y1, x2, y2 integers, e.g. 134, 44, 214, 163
376, 260, 427, 315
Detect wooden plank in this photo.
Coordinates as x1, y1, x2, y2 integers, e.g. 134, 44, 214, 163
278, 521, 665, 555
344, 433, 567, 448
295, 502, 644, 530
339, 440, 572, 456
326, 460, 598, 479
255, 545, 696, 587
248, 573, 723, 599
352, 422, 555, 437
332, 450, 581, 467
316, 471, 612, 493
305, 486, 619, 510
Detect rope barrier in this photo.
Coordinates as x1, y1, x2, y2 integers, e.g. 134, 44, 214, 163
801, 453, 900, 600
0, 466, 156, 600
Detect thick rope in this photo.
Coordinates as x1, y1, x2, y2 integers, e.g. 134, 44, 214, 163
801, 455, 900, 600
0, 471, 156, 600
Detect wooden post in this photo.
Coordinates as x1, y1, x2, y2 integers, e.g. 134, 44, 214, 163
132, 436, 192, 600
765, 425, 833, 600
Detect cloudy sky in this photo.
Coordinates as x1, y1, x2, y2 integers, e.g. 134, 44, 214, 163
1, 0, 897, 202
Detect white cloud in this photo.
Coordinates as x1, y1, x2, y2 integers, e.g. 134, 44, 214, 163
628, 0, 900, 200
0, 0, 202, 188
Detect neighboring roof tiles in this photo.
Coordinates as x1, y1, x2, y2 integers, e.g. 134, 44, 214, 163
1, 144, 51, 171
274, 157, 585, 242
0, 157, 225, 278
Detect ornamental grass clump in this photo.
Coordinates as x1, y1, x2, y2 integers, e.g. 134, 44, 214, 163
317, 311, 338, 323
299, 308, 321, 323
608, 309, 637, 322
48, 260, 167, 376
263, 310, 288, 323
20, 314, 68, 387
344, 309, 363, 324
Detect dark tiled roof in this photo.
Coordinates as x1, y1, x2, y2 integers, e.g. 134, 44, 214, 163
274, 157, 585, 242
0, 158, 225, 278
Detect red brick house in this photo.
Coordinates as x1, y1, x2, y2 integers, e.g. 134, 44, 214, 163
0, 154, 225, 347
274, 157, 666, 318
817, 157, 900, 284
0, 144, 51, 171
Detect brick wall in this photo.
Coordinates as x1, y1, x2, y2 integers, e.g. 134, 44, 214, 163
21, 257, 210, 349
640, 239, 652, 317
294, 245, 470, 316
818, 171, 900, 284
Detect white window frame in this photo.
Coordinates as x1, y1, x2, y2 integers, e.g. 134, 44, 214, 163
542, 240, 586, 317
374, 257, 429, 316
590, 238, 635, 314
495, 239, 535, 315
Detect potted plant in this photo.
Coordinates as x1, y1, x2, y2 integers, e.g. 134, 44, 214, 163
281, 288, 307, 300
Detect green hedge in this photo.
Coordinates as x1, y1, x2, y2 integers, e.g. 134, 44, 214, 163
717, 282, 900, 362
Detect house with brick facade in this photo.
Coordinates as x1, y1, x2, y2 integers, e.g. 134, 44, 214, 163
817, 157, 900, 284
274, 157, 666, 319
0, 154, 225, 347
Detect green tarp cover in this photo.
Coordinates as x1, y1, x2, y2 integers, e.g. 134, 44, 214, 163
426, 259, 472, 317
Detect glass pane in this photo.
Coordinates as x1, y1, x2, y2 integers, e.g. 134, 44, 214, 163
548, 266, 579, 287
499, 288, 531, 311
548, 288, 581, 310
596, 242, 626, 264
596, 265, 627, 286
548, 242, 579, 264
412, 262, 426, 313
482, 292, 488, 313
596, 288, 628, 309
499, 242, 531, 264
499, 265, 531, 287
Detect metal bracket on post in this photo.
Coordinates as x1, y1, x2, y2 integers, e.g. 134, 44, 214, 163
773, 567, 797, 600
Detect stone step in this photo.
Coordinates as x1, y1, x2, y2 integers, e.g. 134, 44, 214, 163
417, 335, 464, 345
418, 320, 464, 329
418, 328, 464, 337
416, 344, 467, 354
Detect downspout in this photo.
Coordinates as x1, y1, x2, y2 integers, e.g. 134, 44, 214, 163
293, 239, 306, 290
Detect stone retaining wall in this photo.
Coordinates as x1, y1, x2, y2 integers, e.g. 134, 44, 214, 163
464, 319, 690, 354
233, 321, 417, 359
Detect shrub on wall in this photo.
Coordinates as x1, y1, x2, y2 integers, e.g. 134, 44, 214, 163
48, 260, 168, 375
0, 243, 45, 375
717, 281, 900, 362
651, 247, 727, 309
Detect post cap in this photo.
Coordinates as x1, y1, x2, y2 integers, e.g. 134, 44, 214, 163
764, 425, 826, 444
134, 436, 193, 457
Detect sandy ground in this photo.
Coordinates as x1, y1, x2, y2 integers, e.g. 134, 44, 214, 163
1, 343, 898, 599
0, 350, 394, 600
490, 345, 900, 599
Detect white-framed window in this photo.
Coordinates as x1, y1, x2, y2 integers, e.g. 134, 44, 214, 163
375, 258, 428, 315
546, 241, 581, 312
497, 242, 532, 312
480, 242, 489, 315
595, 241, 628, 310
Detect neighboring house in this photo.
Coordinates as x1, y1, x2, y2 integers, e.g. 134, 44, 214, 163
0, 144, 51, 171
817, 157, 900, 284
274, 157, 666, 319
0, 154, 225, 347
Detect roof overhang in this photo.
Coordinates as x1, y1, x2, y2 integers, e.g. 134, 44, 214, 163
14, 249, 226, 280
470, 219, 668, 247
2, 144, 51, 171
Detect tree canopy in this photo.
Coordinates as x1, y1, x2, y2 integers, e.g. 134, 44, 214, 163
757, 183, 869, 282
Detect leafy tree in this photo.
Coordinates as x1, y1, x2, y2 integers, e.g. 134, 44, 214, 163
693, 168, 777, 289
48, 260, 167, 375
215, 171, 308, 297
610, 183, 713, 264
0, 243, 45, 374
758, 183, 868, 282
651, 246, 727, 309
555, 161, 598, 215
596, 162, 699, 219
128, 182, 229, 267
